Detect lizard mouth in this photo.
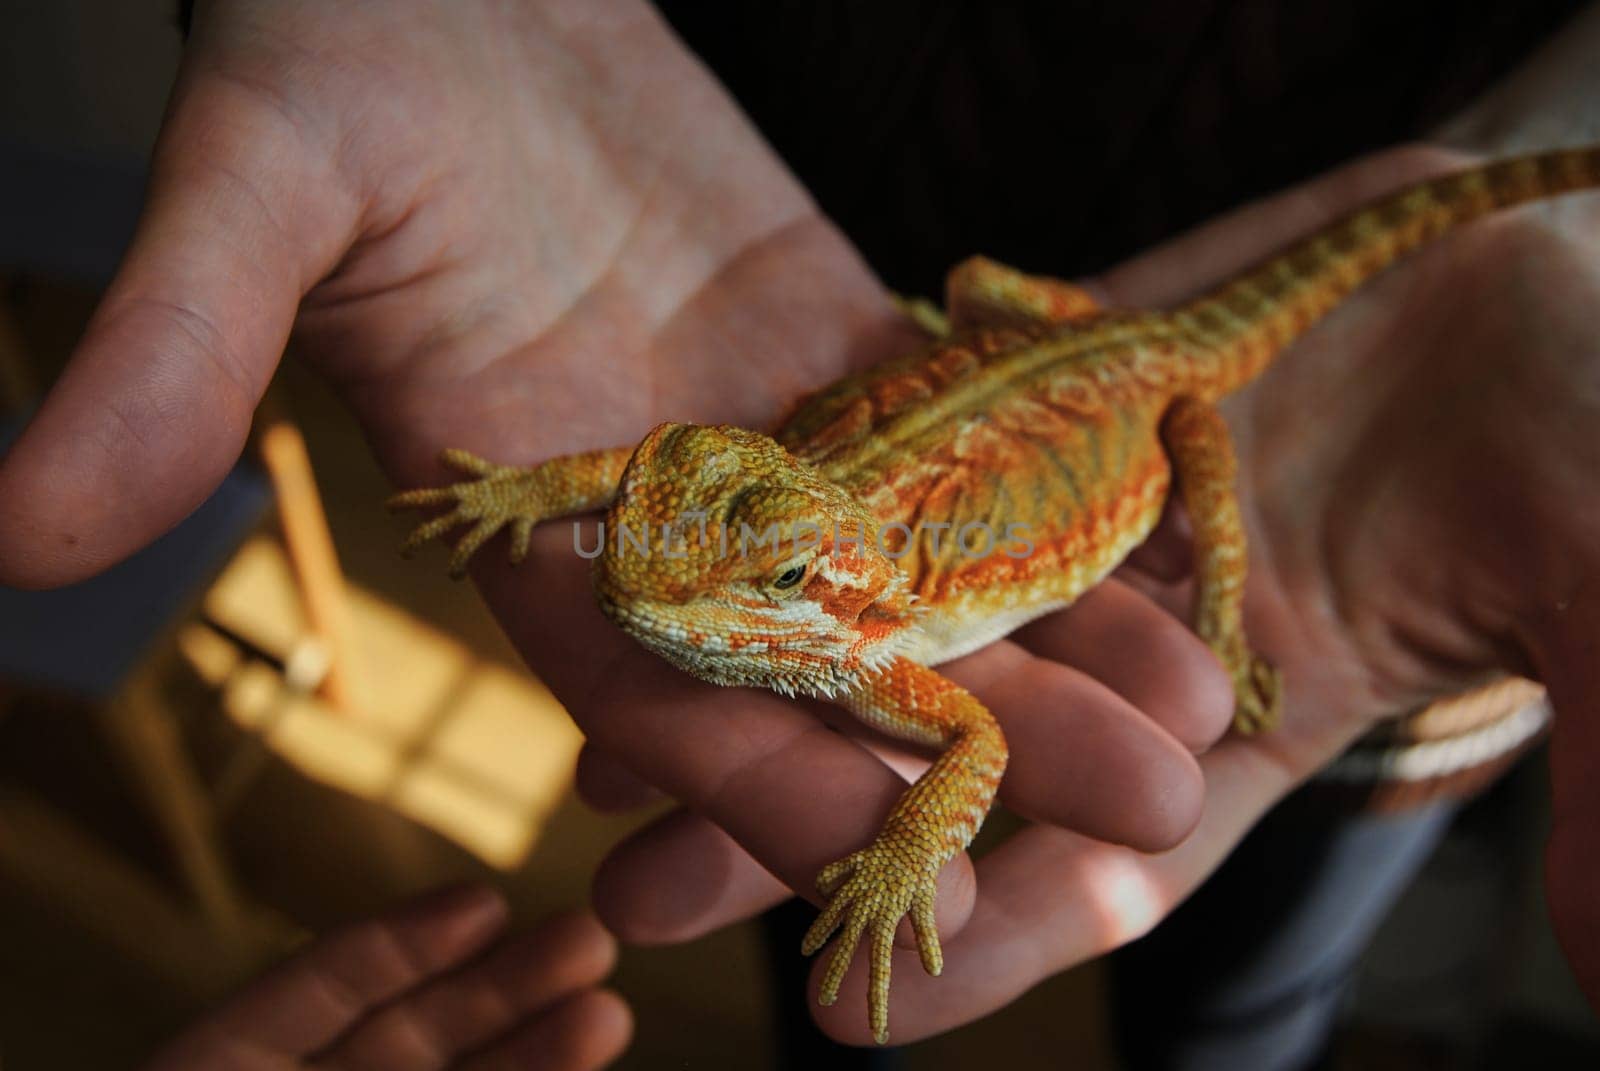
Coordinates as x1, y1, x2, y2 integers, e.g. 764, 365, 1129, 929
592, 586, 742, 680
593, 583, 910, 698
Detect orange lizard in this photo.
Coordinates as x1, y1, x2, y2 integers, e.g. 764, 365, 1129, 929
391, 146, 1600, 1043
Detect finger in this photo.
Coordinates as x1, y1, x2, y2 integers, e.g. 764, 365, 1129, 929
1012, 579, 1235, 753
0, 70, 353, 587
213, 885, 508, 1057
592, 808, 790, 943
810, 735, 1319, 1045
454, 990, 633, 1071
574, 742, 665, 813
312, 910, 618, 1071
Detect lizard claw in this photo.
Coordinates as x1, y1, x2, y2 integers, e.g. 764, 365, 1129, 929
439, 447, 509, 478
387, 449, 543, 576
802, 844, 943, 1045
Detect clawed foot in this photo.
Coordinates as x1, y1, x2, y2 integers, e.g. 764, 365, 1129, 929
387, 449, 541, 577
1230, 652, 1282, 734
801, 844, 943, 1045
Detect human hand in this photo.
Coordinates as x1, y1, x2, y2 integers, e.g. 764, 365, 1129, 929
19, 0, 1600, 1049
0, 0, 1235, 1034
142, 886, 629, 1070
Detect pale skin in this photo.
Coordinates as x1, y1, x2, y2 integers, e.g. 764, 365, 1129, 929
3, 0, 1600, 1049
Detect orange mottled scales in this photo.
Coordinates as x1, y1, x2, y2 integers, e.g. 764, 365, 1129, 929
391, 146, 1600, 1043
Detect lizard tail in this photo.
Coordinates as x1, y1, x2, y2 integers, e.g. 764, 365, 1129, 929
1176, 144, 1600, 398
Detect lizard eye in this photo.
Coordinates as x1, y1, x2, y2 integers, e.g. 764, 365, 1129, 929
772, 563, 808, 589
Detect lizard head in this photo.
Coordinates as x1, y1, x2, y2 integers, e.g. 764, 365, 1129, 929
594, 422, 917, 696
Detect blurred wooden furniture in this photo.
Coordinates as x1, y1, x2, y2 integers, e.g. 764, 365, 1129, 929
258, 420, 364, 715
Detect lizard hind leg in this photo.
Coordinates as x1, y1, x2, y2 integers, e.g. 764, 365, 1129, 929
944, 255, 1102, 332
387, 445, 632, 577
1160, 397, 1283, 733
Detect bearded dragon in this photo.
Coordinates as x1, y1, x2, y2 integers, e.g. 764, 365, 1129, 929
391, 146, 1600, 1043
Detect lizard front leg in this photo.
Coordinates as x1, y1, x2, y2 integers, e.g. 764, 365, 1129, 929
1160, 397, 1282, 732
803, 656, 1008, 1044
388, 446, 632, 576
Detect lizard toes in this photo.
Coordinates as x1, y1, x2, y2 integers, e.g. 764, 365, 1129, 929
439, 447, 502, 476
400, 510, 465, 556
805, 845, 939, 1045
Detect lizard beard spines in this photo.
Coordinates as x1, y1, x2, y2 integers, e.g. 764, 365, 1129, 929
598, 558, 923, 699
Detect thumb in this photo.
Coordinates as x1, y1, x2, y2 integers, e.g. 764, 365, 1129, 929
0, 71, 355, 587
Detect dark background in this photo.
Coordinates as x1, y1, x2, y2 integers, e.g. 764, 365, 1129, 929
661, 1, 1586, 294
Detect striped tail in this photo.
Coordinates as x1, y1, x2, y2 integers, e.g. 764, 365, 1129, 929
1175, 144, 1600, 397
